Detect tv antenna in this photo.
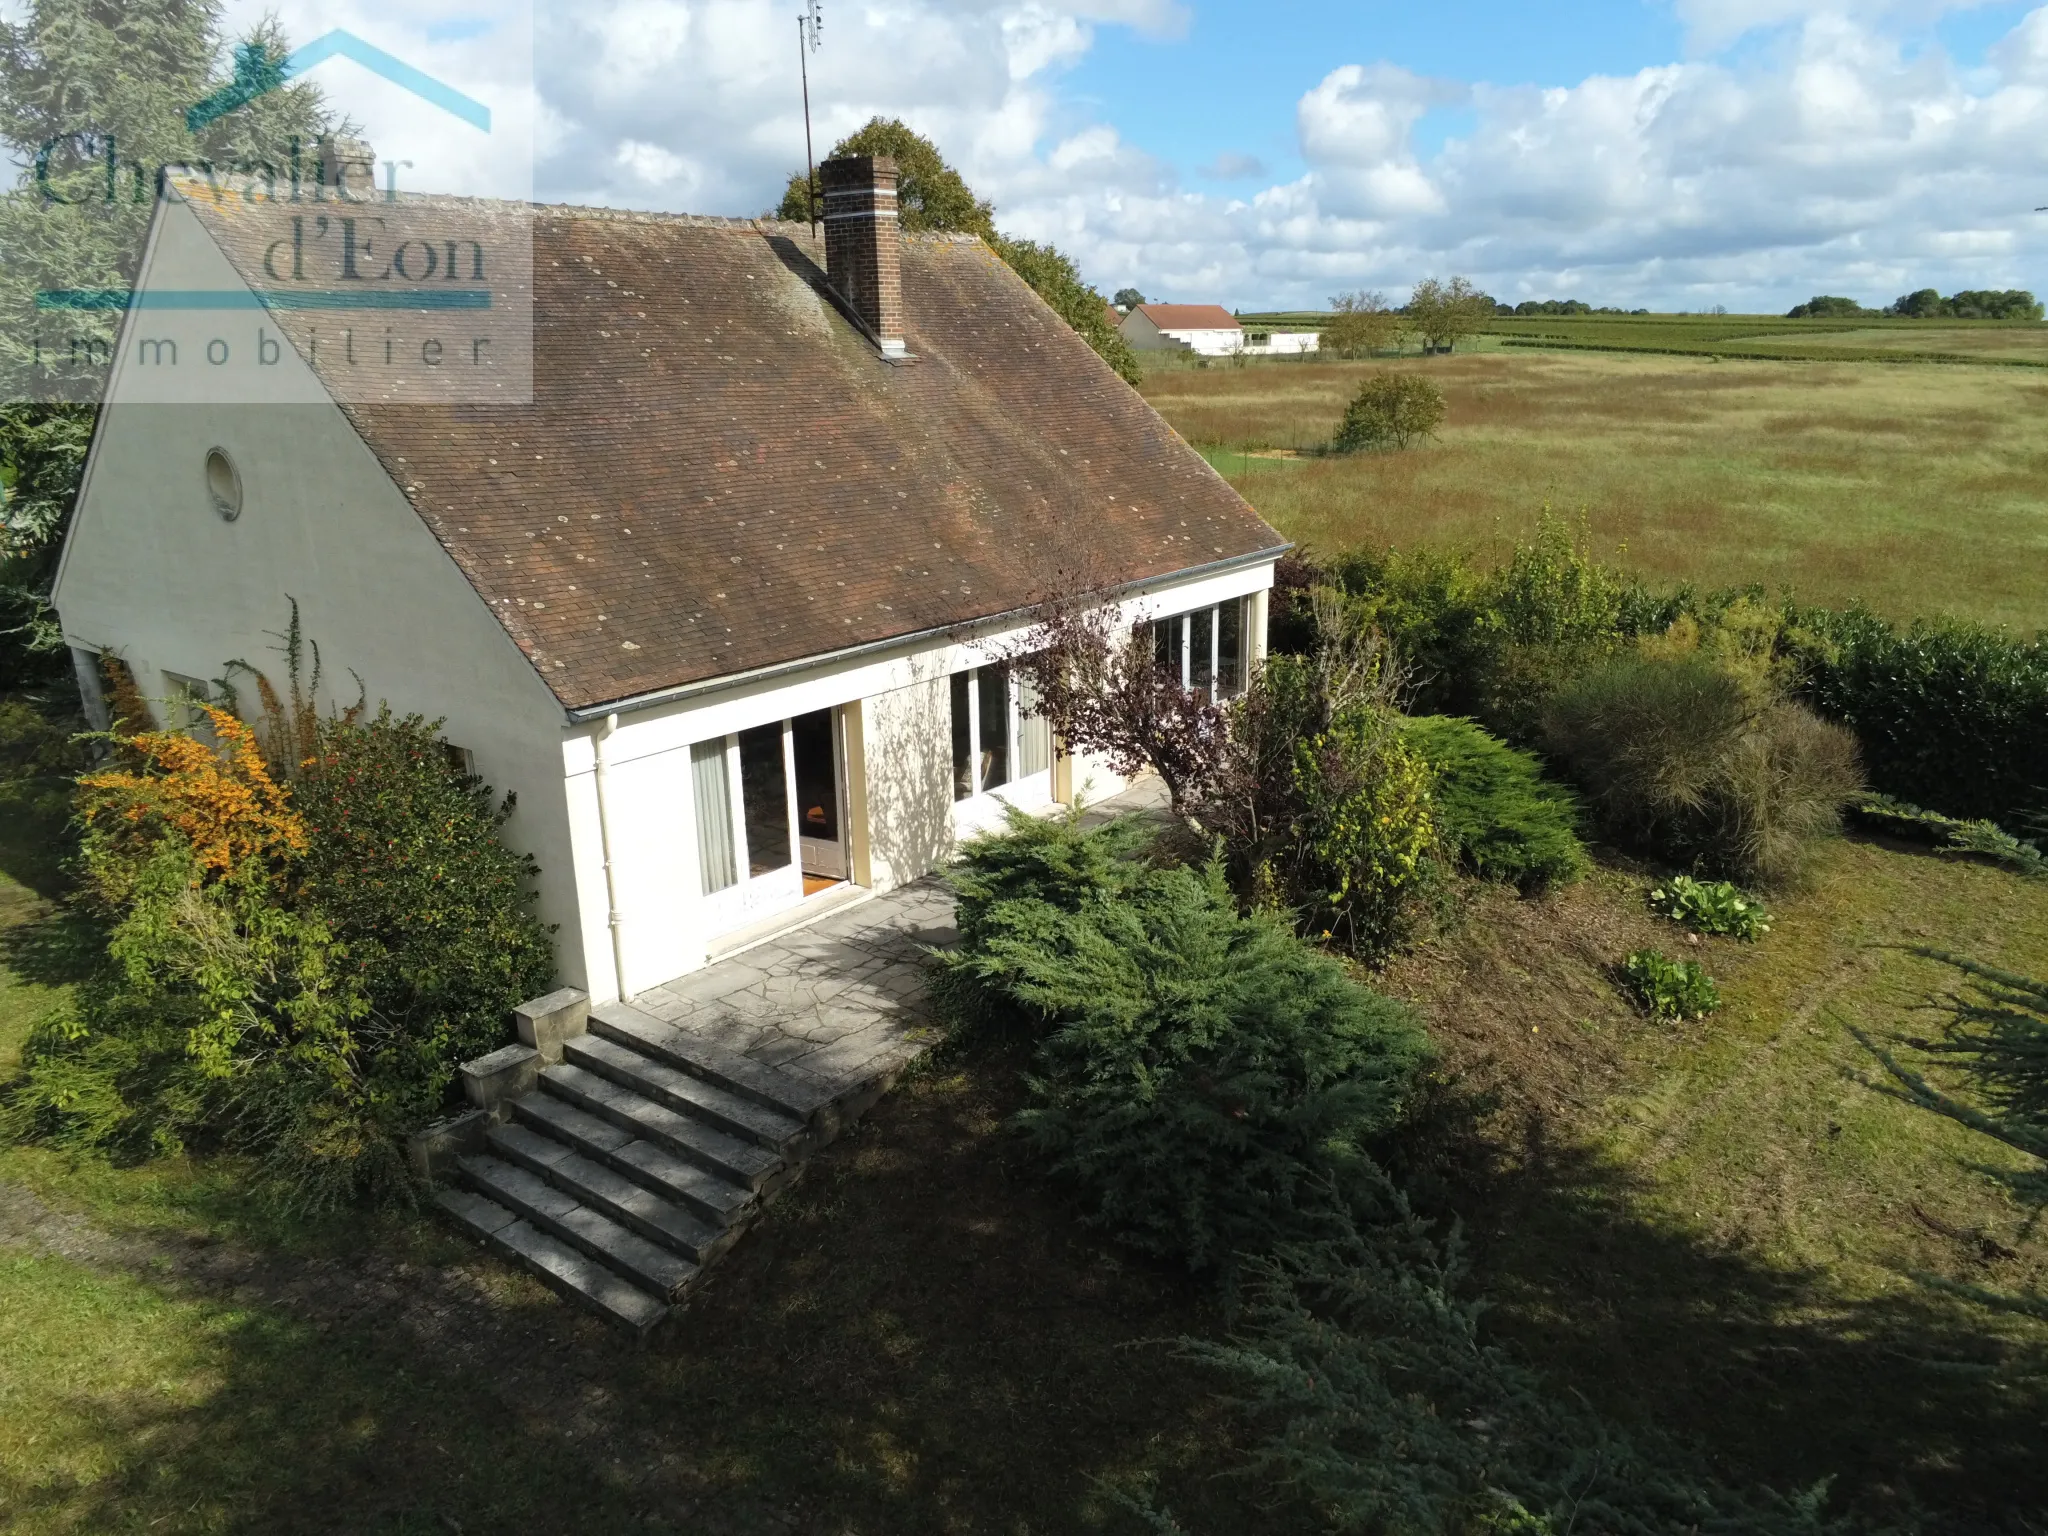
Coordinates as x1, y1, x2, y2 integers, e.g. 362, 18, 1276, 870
799, 2, 822, 234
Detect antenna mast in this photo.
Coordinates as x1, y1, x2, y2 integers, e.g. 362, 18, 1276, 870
800, 3, 822, 234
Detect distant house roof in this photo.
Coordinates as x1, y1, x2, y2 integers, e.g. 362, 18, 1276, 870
177, 196, 1284, 714
1134, 304, 1242, 331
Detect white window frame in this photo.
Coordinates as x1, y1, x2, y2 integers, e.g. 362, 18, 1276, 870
951, 663, 1053, 803
1150, 597, 1250, 701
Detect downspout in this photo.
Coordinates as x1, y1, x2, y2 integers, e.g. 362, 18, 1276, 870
592, 714, 631, 1003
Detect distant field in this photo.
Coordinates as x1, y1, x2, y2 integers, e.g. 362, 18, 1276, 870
1485, 314, 2048, 366
1233, 312, 2048, 366
1141, 349, 2048, 632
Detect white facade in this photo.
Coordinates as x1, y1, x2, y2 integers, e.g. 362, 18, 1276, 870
1243, 330, 1321, 356
1119, 308, 1246, 357
56, 206, 1278, 1006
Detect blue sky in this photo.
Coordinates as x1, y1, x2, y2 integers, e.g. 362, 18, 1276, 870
226, 0, 2048, 312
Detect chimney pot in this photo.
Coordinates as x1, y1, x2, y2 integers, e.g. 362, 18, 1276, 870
819, 155, 906, 358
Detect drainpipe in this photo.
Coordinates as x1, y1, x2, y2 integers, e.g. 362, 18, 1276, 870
592, 713, 632, 1003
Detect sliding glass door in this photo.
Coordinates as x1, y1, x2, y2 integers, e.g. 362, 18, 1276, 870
691, 707, 852, 940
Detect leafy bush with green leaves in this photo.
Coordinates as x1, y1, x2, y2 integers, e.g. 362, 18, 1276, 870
292, 706, 555, 1069
1789, 608, 2048, 835
1649, 874, 1771, 940
1194, 634, 1438, 960
1623, 949, 1721, 1021
934, 815, 1430, 1271
1541, 653, 1861, 886
1333, 372, 1445, 452
1401, 715, 1587, 892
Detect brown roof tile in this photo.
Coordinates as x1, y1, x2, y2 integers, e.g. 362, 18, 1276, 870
181, 197, 1283, 713
1134, 303, 1241, 330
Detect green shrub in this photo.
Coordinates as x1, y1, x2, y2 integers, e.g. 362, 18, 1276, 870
1788, 607, 2048, 834
1180, 1200, 1845, 1535
1333, 372, 1445, 452
1649, 874, 1771, 940
1199, 645, 1437, 959
1541, 654, 1861, 885
1623, 949, 1720, 1020
1401, 715, 1587, 892
292, 706, 556, 1069
936, 819, 1431, 1270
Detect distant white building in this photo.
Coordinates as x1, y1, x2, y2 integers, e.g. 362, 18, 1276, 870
1119, 304, 1320, 358
1241, 327, 1321, 357
1120, 303, 1246, 356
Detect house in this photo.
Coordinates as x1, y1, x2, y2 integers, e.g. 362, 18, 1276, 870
1118, 303, 1246, 357
1241, 325, 1321, 357
52, 156, 1286, 1008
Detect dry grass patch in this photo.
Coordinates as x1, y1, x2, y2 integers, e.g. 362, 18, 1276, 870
1144, 351, 2048, 629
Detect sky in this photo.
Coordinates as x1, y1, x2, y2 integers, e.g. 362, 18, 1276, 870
212, 0, 2048, 312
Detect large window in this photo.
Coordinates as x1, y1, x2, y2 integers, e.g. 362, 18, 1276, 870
952, 660, 1050, 802
1149, 597, 1250, 701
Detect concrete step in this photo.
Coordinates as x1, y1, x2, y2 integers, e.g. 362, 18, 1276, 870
511, 1092, 757, 1228
564, 1034, 808, 1153
486, 1123, 737, 1266
591, 1001, 838, 1127
435, 1188, 669, 1339
541, 1062, 786, 1192
459, 1154, 700, 1301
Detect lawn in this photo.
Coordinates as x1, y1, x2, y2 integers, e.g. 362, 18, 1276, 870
3, 765, 2046, 1531
1141, 350, 2048, 631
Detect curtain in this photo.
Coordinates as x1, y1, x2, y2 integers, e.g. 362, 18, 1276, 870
1017, 670, 1051, 777
692, 738, 738, 894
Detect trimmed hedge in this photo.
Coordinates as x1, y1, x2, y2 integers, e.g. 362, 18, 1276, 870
1788, 607, 2048, 833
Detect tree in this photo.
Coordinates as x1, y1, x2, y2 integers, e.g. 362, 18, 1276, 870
1333, 372, 1445, 452
0, 4, 336, 676
775, 117, 1138, 384
1785, 295, 1868, 318
1405, 276, 1491, 353
1112, 287, 1145, 312
773, 116, 994, 239
1320, 290, 1403, 357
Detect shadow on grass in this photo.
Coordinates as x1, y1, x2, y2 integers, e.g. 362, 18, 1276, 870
0, 773, 73, 902
0, 1041, 1258, 1536
1452, 1133, 2048, 1534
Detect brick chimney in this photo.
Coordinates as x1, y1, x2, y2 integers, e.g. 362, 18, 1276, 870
819, 155, 907, 358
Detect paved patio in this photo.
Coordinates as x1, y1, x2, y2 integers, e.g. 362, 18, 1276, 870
626, 778, 1174, 1099
627, 878, 959, 1095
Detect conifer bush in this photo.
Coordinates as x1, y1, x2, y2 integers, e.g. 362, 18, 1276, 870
936, 817, 1430, 1270
1401, 715, 1587, 892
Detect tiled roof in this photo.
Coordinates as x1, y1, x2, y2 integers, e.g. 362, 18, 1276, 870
181, 198, 1284, 713
1134, 303, 1242, 331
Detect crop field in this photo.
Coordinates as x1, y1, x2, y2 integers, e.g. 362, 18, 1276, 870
1140, 349, 2048, 631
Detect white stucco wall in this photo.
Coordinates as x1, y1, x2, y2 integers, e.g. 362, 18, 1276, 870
558, 559, 1273, 1001
52, 200, 587, 985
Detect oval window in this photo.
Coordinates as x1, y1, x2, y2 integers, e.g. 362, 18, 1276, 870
205, 447, 242, 522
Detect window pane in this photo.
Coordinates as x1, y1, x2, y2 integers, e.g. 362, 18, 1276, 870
1152, 618, 1173, 675
1017, 669, 1051, 777
1218, 597, 1245, 696
792, 709, 838, 840
692, 739, 738, 894
738, 723, 791, 876
978, 662, 1011, 790
1191, 607, 1214, 698
951, 670, 974, 800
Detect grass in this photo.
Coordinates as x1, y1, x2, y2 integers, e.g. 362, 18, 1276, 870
1384, 836, 2048, 1528
0, 778, 1256, 1535
1146, 350, 2048, 630
3, 764, 2046, 1529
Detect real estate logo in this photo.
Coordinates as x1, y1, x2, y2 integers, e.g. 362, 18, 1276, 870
6, 6, 534, 408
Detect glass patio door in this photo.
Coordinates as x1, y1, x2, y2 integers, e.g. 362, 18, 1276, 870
691, 720, 804, 934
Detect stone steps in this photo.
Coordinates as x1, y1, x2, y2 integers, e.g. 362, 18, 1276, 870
437, 992, 878, 1338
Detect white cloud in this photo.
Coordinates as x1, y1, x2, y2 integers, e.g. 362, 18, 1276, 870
218, 0, 2048, 311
